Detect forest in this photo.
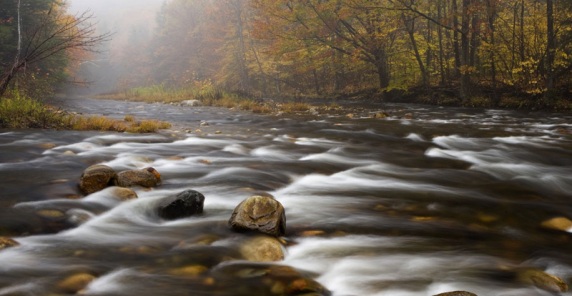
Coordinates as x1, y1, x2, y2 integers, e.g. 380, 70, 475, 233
1, 0, 572, 109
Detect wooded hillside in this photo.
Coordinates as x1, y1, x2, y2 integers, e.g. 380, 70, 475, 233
123, 0, 570, 106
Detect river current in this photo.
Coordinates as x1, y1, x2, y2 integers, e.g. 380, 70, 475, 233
0, 98, 571, 296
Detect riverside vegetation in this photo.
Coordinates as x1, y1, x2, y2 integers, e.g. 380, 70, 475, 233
0, 92, 171, 132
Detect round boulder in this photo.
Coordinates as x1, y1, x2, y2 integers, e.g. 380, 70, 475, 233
229, 195, 286, 237
158, 189, 205, 220
114, 167, 161, 188
79, 164, 117, 195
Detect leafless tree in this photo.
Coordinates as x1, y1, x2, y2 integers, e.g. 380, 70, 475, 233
0, 3, 111, 97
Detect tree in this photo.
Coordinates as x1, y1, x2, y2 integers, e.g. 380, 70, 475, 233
0, 0, 111, 97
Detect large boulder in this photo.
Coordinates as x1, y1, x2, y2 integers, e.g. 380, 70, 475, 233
114, 167, 161, 188
158, 189, 205, 220
229, 195, 286, 237
79, 164, 117, 195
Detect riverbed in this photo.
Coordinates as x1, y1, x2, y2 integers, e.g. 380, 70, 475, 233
1, 97, 571, 295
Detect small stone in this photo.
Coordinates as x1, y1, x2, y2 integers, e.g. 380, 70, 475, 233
0, 237, 19, 250
541, 217, 572, 232
110, 187, 138, 201
40, 143, 56, 149
36, 209, 66, 219
79, 164, 117, 195
63, 150, 76, 156
158, 189, 205, 220
229, 195, 286, 237
372, 112, 388, 119
300, 230, 325, 237
56, 273, 96, 293
516, 268, 568, 293
169, 265, 208, 277
403, 113, 414, 119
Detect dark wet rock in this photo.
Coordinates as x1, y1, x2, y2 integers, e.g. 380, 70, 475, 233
433, 292, 477, 296
229, 195, 286, 237
238, 235, 285, 262
212, 262, 331, 296
0, 237, 19, 250
79, 164, 117, 195
55, 272, 96, 293
516, 268, 568, 293
158, 189, 205, 220
114, 167, 161, 188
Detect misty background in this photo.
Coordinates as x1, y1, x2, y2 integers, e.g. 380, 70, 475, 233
67, 0, 165, 94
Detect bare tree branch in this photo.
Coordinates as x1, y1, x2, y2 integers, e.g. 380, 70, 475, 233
0, 4, 112, 97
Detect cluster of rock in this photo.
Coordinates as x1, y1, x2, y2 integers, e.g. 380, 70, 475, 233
2, 163, 571, 295
78, 164, 162, 195
73, 163, 318, 294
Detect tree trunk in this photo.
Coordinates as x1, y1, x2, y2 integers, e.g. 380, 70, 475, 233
437, 0, 447, 85
546, 0, 555, 96
375, 53, 390, 89
403, 14, 428, 87
459, 0, 473, 101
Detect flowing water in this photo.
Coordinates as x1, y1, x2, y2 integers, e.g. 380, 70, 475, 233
1, 98, 571, 296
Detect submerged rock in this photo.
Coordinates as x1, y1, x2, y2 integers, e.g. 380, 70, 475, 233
229, 195, 286, 237
158, 189, 205, 220
56, 272, 96, 293
433, 292, 477, 296
109, 186, 139, 201
0, 237, 19, 250
541, 217, 572, 232
516, 268, 568, 293
239, 235, 285, 262
212, 262, 331, 296
79, 164, 117, 195
114, 167, 161, 188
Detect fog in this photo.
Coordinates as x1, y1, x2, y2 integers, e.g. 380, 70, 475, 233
66, 0, 165, 94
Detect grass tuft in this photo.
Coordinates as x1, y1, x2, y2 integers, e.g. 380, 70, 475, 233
0, 92, 171, 133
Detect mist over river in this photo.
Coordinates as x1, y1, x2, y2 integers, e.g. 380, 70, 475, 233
1, 97, 572, 296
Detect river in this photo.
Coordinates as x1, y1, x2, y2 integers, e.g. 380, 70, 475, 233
0, 97, 571, 296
